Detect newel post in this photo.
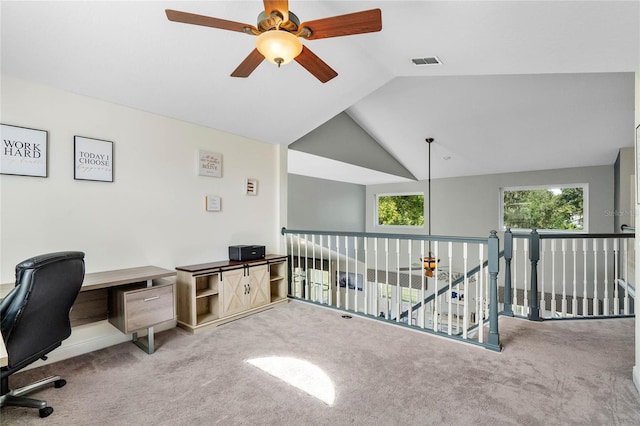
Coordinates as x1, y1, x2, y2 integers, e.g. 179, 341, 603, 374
488, 230, 502, 350
528, 229, 542, 321
503, 228, 514, 316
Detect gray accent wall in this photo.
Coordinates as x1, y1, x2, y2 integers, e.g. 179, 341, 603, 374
288, 174, 366, 232
289, 112, 416, 181
366, 165, 615, 237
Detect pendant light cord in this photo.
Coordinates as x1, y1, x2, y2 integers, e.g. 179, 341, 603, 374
426, 138, 434, 238
428, 139, 432, 237
426, 138, 434, 257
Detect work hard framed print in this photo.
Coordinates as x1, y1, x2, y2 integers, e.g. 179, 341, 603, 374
0, 124, 48, 177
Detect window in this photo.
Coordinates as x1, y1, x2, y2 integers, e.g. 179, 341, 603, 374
500, 184, 587, 232
376, 193, 424, 227
379, 283, 420, 303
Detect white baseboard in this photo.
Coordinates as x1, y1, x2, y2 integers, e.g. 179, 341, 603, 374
634, 366, 640, 394
23, 319, 177, 371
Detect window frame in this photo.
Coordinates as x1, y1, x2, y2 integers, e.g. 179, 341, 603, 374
374, 192, 425, 229
499, 183, 589, 233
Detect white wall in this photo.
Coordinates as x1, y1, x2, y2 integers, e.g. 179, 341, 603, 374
0, 75, 285, 283
634, 65, 640, 394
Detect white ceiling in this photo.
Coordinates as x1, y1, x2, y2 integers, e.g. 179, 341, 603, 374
1, 1, 639, 184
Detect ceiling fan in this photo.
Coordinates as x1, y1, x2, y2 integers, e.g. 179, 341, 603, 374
165, 1, 382, 83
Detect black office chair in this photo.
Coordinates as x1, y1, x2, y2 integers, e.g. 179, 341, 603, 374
0, 251, 85, 418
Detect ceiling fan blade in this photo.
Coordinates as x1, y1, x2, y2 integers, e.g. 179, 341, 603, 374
294, 46, 338, 83
263, 0, 289, 22
300, 9, 382, 40
230, 49, 265, 78
165, 9, 257, 34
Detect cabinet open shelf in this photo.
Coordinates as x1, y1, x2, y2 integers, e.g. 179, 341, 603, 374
196, 288, 218, 298
269, 261, 287, 303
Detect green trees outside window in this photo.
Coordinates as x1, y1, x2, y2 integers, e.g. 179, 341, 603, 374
377, 194, 424, 226
502, 186, 585, 231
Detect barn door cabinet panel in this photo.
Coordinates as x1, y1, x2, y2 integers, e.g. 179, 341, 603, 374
175, 255, 288, 333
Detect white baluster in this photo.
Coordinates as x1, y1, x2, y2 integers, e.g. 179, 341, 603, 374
448, 242, 453, 335
523, 238, 529, 316
363, 237, 368, 316
583, 239, 588, 316
296, 234, 302, 298
478, 244, 484, 343
572, 239, 577, 316
396, 239, 401, 323
433, 241, 439, 331
304, 234, 309, 300
335, 236, 340, 308
603, 239, 609, 316
462, 243, 468, 339
311, 235, 316, 302
407, 240, 412, 324
540, 239, 546, 316
420, 240, 426, 328
384, 238, 389, 320
551, 240, 557, 317
513, 238, 518, 311
353, 236, 358, 312
288, 234, 294, 297
561, 239, 567, 317
614, 238, 619, 315
624, 238, 629, 315
374, 237, 379, 317
318, 235, 323, 304
593, 239, 599, 316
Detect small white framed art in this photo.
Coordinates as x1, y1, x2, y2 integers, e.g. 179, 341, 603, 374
206, 195, 221, 212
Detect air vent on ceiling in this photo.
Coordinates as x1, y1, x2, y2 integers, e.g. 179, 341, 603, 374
411, 56, 442, 66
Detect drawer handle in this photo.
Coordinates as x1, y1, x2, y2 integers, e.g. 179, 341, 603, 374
143, 296, 160, 302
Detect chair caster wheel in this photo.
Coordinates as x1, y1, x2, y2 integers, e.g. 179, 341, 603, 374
39, 407, 54, 417
54, 379, 66, 388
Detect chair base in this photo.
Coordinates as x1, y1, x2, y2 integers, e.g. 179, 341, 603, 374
0, 375, 65, 417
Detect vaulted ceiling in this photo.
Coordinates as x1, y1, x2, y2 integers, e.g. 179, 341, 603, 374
1, 1, 638, 184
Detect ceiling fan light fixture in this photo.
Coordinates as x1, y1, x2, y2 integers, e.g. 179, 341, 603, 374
256, 30, 302, 67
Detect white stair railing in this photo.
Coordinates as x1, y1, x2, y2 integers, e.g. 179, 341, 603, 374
281, 228, 502, 351
503, 229, 635, 319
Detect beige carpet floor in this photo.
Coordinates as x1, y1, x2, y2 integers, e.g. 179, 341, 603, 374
2, 301, 640, 425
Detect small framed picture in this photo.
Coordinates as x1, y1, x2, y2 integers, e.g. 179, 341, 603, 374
74, 136, 114, 182
0, 124, 48, 177
198, 150, 222, 177
206, 195, 221, 212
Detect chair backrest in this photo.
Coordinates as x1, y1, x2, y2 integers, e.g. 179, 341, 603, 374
1, 251, 85, 369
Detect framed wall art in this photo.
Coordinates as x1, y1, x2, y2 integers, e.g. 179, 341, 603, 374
74, 136, 114, 182
198, 150, 222, 177
337, 271, 364, 291
206, 195, 221, 212
0, 123, 48, 177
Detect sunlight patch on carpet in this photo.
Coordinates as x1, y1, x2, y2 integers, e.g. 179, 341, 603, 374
246, 356, 335, 405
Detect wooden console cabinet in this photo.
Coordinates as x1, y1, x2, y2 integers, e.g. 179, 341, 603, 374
175, 255, 288, 333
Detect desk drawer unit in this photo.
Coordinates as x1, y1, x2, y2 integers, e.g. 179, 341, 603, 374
109, 282, 175, 334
